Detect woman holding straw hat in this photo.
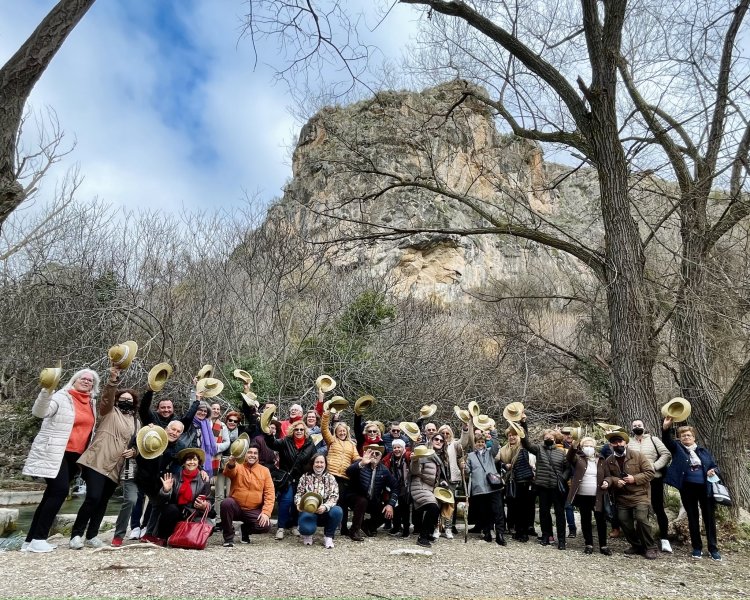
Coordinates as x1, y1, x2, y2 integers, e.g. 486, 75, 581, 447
22, 367, 100, 553
430, 431, 457, 539
321, 406, 360, 536
409, 445, 443, 547
294, 455, 343, 548
465, 432, 507, 545
498, 423, 534, 542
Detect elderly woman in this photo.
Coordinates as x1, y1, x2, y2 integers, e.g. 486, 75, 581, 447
69, 366, 140, 550
465, 433, 507, 545
295, 455, 343, 548
265, 419, 317, 539
321, 408, 360, 535
662, 418, 722, 561
182, 400, 218, 478
157, 448, 213, 544
409, 444, 443, 548
567, 437, 610, 555
22, 368, 100, 553
498, 425, 535, 542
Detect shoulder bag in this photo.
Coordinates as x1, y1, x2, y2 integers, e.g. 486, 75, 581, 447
710, 479, 732, 507
167, 506, 212, 550
475, 453, 503, 489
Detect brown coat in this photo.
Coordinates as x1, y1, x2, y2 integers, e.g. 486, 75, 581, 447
603, 448, 655, 508
78, 379, 139, 482
566, 447, 607, 511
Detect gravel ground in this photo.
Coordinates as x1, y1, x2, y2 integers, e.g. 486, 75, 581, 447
3, 526, 748, 599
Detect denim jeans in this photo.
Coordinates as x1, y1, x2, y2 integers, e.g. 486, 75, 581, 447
277, 483, 298, 529
298, 506, 343, 537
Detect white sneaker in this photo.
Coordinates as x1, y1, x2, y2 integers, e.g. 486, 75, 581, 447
291, 527, 300, 536
139, 528, 147, 539
20, 541, 30, 552
661, 539, 673, 553
302, 535, 313, 545
324, 536, 334, 549
433, 528, 440, 540
69, 536, 84, 550
275, 529, 285, 540
128, 527, 141, 540
85, 537, 104, 548
444, 529, 454, 539
28, 539, 55, 553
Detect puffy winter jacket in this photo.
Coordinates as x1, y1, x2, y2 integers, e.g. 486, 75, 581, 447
409, 454, 441, 509
321, 411, 359, 478
345, 460, 399, 505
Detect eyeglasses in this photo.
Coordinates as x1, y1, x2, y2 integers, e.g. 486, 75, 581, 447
196, 409, 207, 414
227, 419, 239, 424
293, 428, 306, 432
433, 438, 445, 443
78, 378, 94, 383
390, 429, 401, 433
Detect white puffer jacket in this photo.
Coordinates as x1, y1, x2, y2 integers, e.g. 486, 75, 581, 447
23, 388, 96, 479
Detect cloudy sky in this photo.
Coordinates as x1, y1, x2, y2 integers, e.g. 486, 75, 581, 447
0, 0, 417, 216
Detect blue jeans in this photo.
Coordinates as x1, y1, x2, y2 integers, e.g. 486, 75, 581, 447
298, 506, 343, 537
277, 484, 299, 529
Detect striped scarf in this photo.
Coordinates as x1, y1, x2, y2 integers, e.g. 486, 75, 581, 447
211, 420, 224, 473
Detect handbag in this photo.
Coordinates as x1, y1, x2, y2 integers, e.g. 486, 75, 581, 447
506, 477, 517, 499
167, 507, 212, 550
602, 491, 615, 520
486, 471, 504, 489
710, 479, 732, 507
271, 468, 290, 491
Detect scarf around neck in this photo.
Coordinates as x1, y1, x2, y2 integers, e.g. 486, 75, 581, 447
192, 417, 218, 475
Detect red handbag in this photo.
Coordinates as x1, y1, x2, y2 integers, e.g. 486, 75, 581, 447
167, 507, 213, 550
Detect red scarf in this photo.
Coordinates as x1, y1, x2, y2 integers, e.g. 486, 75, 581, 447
294, 435, 306, 450
177, 468, 199, 505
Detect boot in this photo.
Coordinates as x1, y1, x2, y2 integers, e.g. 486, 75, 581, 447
495, 529, 506, 546
483, 530, 493, 543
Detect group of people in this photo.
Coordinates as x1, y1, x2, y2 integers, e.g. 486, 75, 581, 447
21, 357, 725, 562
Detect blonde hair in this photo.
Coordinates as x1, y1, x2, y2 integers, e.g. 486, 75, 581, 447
333, 421, 352, 441
438, 425, 454, 439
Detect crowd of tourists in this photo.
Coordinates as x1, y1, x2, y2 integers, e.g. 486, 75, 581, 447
20, 343, 726, 562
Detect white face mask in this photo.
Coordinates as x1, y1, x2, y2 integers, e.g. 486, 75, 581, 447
582, 446, 595, 457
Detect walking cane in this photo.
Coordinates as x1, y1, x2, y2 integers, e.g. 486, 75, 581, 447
462, 469, 470, 543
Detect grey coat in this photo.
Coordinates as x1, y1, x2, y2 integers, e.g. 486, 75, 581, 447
465, 447, 502, 496
409, 454, 440, 509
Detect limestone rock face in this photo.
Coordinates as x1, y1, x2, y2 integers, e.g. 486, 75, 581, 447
273, 80, 600, 304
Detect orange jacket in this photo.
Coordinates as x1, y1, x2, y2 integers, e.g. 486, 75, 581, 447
223, 461, 275, 516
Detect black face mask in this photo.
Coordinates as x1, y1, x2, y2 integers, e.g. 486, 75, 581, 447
632, 427, 644, 436
544, 439, 554, 447
117, 401, 134, 414
613, 445, 626, 456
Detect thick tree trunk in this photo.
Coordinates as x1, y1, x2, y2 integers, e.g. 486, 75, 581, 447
0, 0, 97, 227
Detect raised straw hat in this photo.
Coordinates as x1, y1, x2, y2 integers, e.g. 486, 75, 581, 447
136, 425, 168, 459
39, 360, 62, 391
315, 375, 336, 393
324, 396, 349, 412
108, 341, 138, 369
454, 405, 471, 424
196, 364, 213, 380
661, 397, 692, 422
196, 377, 224, 398
503, 402, 524, 422
399, 421, 421, 442
260, 404, 277, 434
233, 369, 253, 384
419, 404, 437, 419
467, 401, 481, 418
473, 414, 495, 431
354, 395, 375, 416
230, 432, 250, 463
147, 362, 173, 392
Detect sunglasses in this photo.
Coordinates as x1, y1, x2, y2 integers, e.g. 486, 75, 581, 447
366, 430, 379, 434
227, 419, 239, 424
369, 450, 382, 456
293, 428, 306, 432
433, 438, 445, 443
391, 429, 401, 433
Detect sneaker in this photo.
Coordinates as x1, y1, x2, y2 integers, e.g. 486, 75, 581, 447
291, 527, 300, 536
20, 541, 30, 552
69, 536, 84, 550
660, 539, 673, 553
324, 536, 334, 549
302, 535, 313, 546
223, 541, 234, 547
128, 527, 141, 540
433, 528, 441, 540
240, 535, 251, 544
111, 537, 123, 547
692, 549, 703, 559
85, 537, 104, 548
416, 536, 432, 547
567, 530, 577, 538
275, 529, 285, 540
139, 528, 147, 539
644, 548, 658, 560
600, 546, 612, 556
709, 550, 722, 562
444, 529, 454, 540
28, 539, 55, 553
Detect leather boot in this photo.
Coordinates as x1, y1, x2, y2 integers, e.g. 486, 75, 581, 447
495, 530, 506, 546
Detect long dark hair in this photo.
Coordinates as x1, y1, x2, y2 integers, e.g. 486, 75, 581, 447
305, 453, 327, 474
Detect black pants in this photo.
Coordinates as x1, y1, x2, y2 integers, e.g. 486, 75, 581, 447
393, 494, 411, 532
537, 485, 566, 539
680, 481, 718, 553
413, 503, 440, 539
158, 503, 188, 539
71, 467, 118, 540
650, 477, 669, 539
26, 451, 81, 542
350, 495, 386, 533
575, 494, 608, 547
472, 491, 505, 533
507, 480, 533, 536
334, 476, 350, 531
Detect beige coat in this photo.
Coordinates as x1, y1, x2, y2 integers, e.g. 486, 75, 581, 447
627, 434, 671, 479
78, 380, 140, 482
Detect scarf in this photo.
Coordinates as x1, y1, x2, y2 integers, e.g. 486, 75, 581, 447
211, 420, 224, 473
177, 468, 199, 505
498, 442, 520, 465
192, 417, 218, 476
293, 435, 306, 450
684, 443, 702, 467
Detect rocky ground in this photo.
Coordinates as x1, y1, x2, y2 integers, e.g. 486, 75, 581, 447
2, 525, 748, 599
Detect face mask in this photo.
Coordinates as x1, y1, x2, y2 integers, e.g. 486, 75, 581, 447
544, 439, 554, 447
117, 401, 134, 413
632, 427, 644, 436
582, 447, 595, 457
613, 445, 625, 456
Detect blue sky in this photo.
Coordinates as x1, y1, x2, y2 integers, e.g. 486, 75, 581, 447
0, 1, 416, 216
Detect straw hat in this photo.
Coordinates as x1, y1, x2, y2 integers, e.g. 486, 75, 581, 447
260, 404, 277, 434
39, 360, 62, 391
605, 430, 630, 444
241, 391, 258, 407
230, 433, 250, 463
454, 405, 471, 424
196, 364, 213, 380
136, 425, 168, 459
433, 487, 455, 504
299, 492, 324, 513
354, 395, 375, 415
507, 420, 525, 439
596, 422, 622, 432
661, 397, 691, 422
176, 447, 206, 465
503, 402, 524, 422
324, 396, 349, 412
467, 401, 481, 417
147, 362, 173, 392
196, 377, 224, 398
233, 369, 253, 384
310, 433, 324, 446
363, 444, 385, 455
412, 445, 435, 458
108, 340, 138, 369
315, 375, 336, 393
419, 404, 437, 419
399, 421, 421, 442
473, 414, 495, 431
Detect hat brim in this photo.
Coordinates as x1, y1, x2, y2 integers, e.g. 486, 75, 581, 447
136, 426, 168, 459
315, 376, 336, 393
148, 362, 173, 392
399, 422, 421, 441
196, 365, 213, 380
176, 447, 206, 465
661, 398, 691, 422
354, 395, 375, 415
260, 405, 277, 433
467, 401, 481, 417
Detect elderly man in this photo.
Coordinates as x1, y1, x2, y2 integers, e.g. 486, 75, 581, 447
603, 431, 658, 559
345, 444, 399, 541
219, 446, 274, 546
278, 403, 304, 437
